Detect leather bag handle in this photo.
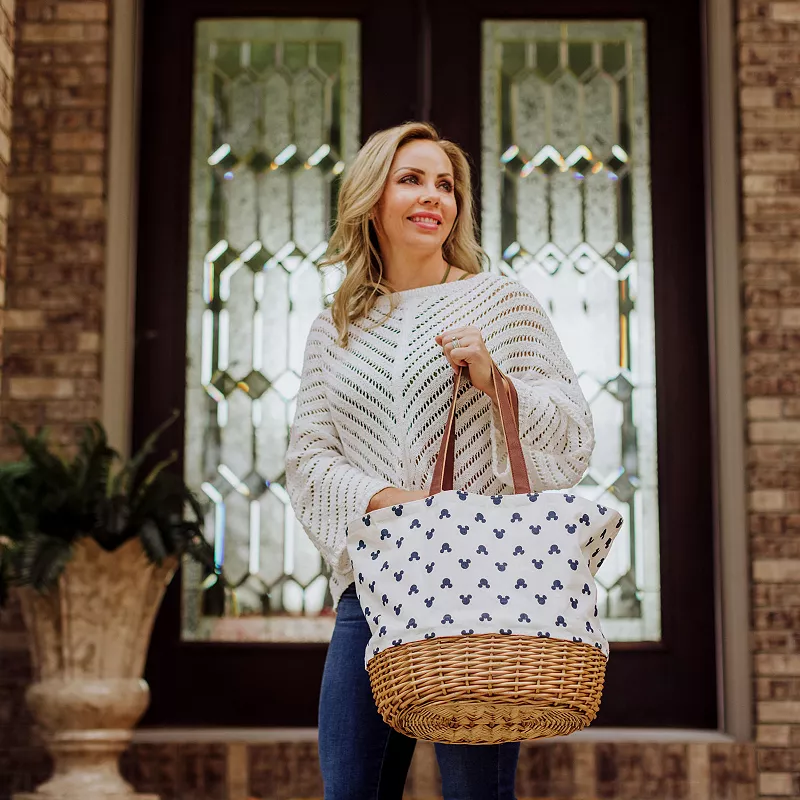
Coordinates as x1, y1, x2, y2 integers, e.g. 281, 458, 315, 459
429, 361, 531, 495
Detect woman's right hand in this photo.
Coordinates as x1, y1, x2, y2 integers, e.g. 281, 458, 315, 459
366, 487, 430, 513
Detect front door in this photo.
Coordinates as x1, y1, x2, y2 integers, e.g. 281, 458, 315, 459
136, 0, 716, 729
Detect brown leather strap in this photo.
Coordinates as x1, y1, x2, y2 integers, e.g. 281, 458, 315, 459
429, 361, 530, 495
438, 366, 519, 491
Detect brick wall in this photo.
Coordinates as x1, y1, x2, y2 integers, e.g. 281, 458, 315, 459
0, 0, 12, 371
117, 739, 757, 800
2, 0, 106, 448
739, 1, 800, 798
0, 0, 37, 795
0, 0, 108, 795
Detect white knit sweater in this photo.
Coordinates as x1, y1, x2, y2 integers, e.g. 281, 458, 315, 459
285, 272, 595, 608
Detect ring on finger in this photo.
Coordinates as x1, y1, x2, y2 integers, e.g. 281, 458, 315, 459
451, 337, 461, 350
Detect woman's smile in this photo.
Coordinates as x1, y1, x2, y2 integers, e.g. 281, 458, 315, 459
408, 212, 443, 231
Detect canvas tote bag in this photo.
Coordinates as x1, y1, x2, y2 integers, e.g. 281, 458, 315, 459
346, 361, 623, 744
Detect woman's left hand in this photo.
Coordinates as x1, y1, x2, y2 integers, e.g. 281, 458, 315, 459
435, 326, 500, 404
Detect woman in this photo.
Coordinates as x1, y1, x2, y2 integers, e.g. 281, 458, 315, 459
285, 122, 594, 799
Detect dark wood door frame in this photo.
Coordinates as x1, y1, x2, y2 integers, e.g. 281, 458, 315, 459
136, 0, 717, 729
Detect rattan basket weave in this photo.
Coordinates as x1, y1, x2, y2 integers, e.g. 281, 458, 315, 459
367, 632, 606, 744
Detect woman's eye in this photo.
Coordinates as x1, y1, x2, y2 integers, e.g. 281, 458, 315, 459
399, 175, 453, 192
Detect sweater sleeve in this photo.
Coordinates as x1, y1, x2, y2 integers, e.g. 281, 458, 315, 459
285, 315, 395, 574
483, 279, 595, 491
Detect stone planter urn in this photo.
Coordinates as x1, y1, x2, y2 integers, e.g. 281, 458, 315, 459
13, 537, 177, 800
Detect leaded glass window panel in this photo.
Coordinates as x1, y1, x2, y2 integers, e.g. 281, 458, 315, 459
482, 21, 660, 642
182, 19, 358, 642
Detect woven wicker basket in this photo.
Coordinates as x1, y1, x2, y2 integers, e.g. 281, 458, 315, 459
367, 632, 606, 744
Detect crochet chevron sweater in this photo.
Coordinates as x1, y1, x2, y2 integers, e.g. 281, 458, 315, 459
285, 272, 595, 608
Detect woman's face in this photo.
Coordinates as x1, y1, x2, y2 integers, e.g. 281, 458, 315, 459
373, 139, 458, 255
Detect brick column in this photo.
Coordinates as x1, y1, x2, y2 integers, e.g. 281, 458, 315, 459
0, 1, 35, 797
739, 1, 800, 797
0, 1, 109, 796
0, 0, 12, 367
2, 0, 107, 449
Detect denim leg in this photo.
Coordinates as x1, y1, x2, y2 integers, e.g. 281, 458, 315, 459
318, 584, 416, 800
435, 740, 520, 800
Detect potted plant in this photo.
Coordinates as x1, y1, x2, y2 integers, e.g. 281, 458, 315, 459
0, 413, 217, 800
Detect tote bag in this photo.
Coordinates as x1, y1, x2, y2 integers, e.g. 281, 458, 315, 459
346, 361, 622, 743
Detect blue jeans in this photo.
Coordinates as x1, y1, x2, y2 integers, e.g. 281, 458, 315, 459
318, 583, 520, 799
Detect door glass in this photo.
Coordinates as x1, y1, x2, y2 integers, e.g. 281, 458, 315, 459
482, 21, 660, 642
182, 19, 358, 642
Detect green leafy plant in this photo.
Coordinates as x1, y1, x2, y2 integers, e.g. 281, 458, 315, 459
0, 412, 218, 605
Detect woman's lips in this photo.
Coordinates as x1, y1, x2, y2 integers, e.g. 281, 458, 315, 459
408, 215, 441, 231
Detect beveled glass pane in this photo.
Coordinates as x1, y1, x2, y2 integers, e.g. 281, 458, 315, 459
483, 20, 660, 642
183, 18, 359, 642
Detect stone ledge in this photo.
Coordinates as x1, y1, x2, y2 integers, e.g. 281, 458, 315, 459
14, 795, 157, 800
131, 726, 737, 745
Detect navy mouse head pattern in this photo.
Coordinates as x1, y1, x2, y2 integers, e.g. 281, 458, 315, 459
347, 488, 623, 667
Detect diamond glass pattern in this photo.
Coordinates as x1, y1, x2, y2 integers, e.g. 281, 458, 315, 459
483, 21, 661, 642
183, 19, 359, 642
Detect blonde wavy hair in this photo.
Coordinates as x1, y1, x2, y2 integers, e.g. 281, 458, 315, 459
321, 121, 487, 348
